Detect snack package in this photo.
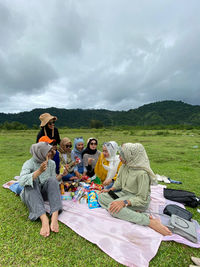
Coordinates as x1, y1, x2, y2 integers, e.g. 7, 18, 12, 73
61, 192, 72, 200
89, 182, 104, 191
75, 156, 81, 164
88, 190, 101, 209
73, 188, 85, 202
79, 194, 88, 204
81, 175, 90, 181
60, 165, 65, 174
79, 182, 90, 190
65, 182, 79, 192
60, 183, 65, 195
91, 175, 102, 184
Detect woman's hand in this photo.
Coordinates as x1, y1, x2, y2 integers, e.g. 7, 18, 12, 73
99, 186, 115, 194
74, 171, 81, 178
88, 158, 94, 165
103, 178, 112, 186
39, 161, 48, 173
65, 164, 69, 170
69, 176, 77, 181
33, 161, 47, 180
62, 168, 68, 176
99, 188, 110, 194
109, 200, 125, 214
57, 167, 68, 181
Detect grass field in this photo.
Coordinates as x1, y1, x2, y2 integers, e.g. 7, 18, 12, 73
0, 128, 200, 266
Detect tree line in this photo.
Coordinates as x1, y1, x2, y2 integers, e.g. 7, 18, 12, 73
1, 100, 200, 130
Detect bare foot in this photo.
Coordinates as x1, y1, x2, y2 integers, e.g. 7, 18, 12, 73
50, 211, 59, 233
40, 214, 50, 237
149, 218, 172, 236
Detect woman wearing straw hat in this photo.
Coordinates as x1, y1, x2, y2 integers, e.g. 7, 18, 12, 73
36, 113, 61, 145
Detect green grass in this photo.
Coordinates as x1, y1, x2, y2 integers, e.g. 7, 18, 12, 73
0, 129, 200, 266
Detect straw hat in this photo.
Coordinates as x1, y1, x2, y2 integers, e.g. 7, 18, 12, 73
39, 113, 57, 127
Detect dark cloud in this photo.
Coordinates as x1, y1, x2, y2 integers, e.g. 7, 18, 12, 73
0, 52, 58, 94
0, 0, 200, 113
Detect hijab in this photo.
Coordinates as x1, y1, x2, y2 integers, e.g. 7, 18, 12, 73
30, 142, 52, 164
59, 137, 72, 154
102, 141, 120, 180
119, 143, 157, 184
73, 137, 84, 154
82, 137, 98, 157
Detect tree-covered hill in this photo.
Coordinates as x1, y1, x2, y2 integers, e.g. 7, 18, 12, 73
1, 100, 200, 128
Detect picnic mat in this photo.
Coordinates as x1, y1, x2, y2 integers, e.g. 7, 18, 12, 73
3, 181, 200, 267
46, 185, 200, 267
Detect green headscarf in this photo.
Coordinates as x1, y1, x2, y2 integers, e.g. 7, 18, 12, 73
119, 143, 157, 184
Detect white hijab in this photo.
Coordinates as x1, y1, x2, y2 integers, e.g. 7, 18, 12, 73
102, 141, 120, 180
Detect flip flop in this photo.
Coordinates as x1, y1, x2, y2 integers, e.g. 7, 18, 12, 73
191, 256, 200, 266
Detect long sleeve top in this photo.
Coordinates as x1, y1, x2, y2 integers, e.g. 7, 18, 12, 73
83, 150, 101, 177
113, 167, 151, 208
36, 127, 61, 144
71, 150, 83, 172
19, 157, 56, 188
59, 151, 75, 173
94, 153, 122, 182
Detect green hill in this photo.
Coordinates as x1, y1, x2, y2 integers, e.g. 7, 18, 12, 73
1, 100, 200, 128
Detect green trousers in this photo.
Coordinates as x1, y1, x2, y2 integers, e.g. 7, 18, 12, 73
98, 191, 150, 226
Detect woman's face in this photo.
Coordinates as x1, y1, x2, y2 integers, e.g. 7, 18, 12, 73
50, 141, 57, 151
65, 142, 72, 152
89, 140, 97, 150
119, 155, 126, 164
76, 142, 84, 151
47, 119, 55, 130
102, 146, 109, 158
47, 149, 54, 159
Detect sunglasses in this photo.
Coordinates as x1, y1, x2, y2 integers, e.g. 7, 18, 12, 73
66, 144, 72, 148
90, 142, 97, 145
48, 121, 55, 125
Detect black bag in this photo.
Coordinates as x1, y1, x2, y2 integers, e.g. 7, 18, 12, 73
163, 204, 193, 221
164, 188, 200, 208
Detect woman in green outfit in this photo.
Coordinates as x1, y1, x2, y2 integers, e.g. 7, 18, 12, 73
98, 143, 172, 236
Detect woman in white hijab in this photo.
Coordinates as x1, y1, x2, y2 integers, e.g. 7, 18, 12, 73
19, 142, 64, 237
94, 141, 122, 188
98, 143, 172, 236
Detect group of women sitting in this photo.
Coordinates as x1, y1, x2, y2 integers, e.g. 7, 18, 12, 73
19, 113, 172, 237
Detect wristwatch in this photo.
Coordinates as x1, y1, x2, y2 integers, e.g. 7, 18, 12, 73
123, 200, 129, 207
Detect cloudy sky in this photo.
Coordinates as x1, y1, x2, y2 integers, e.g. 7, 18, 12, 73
0, 0, 200, 113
